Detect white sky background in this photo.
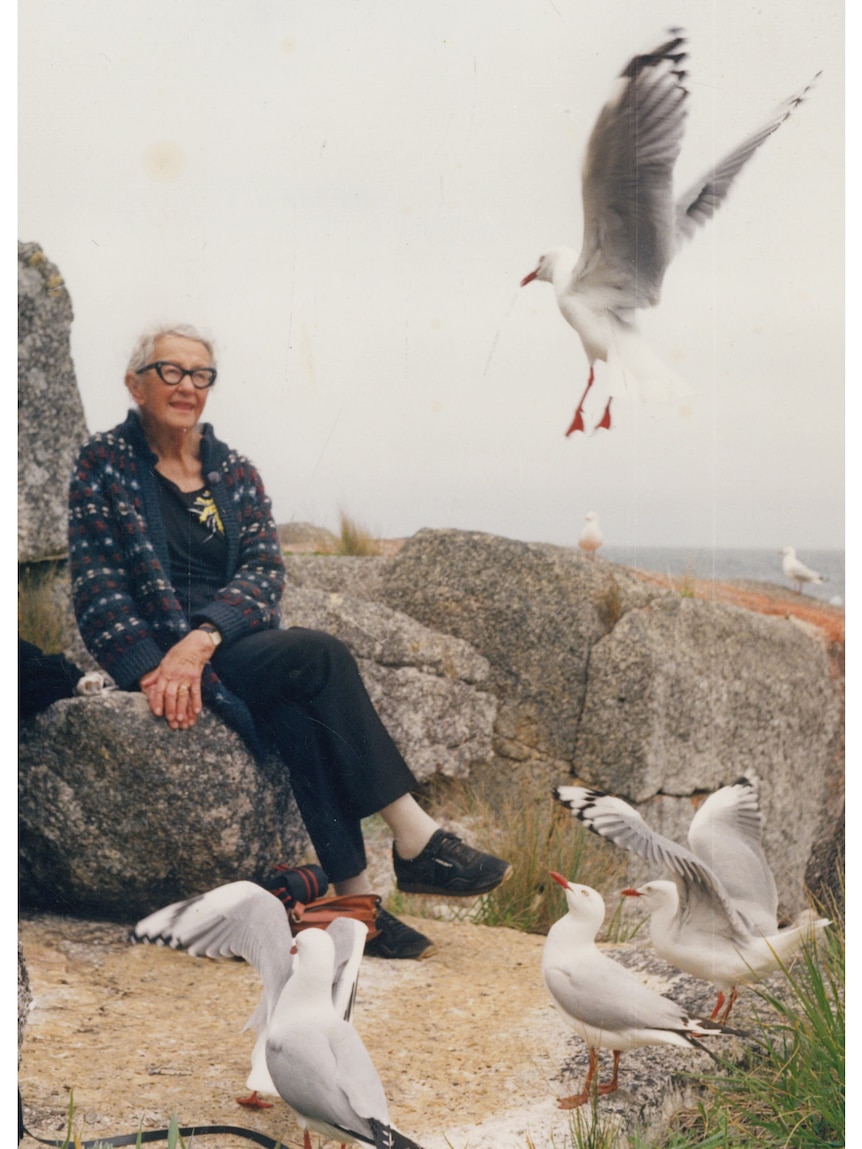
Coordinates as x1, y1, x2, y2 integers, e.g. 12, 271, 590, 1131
18, 0, 844, 550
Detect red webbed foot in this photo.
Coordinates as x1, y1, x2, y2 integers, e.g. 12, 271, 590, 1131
594, 397, 612, 431
236, 1091, 273, 1109
565, 367, 595, 437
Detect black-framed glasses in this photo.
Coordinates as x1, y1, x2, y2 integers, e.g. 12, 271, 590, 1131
136, 361, 217, 390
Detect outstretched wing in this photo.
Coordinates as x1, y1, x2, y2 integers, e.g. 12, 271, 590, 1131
134, 880, 295, 1092
134, 880, 294, 1008
675, 74, 818, 245
575, 30, 688, 310
687, 776, 778, 934
554, 786, 753, 938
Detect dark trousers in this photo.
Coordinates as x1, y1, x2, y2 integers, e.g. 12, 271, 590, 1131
213, 627, 417, 883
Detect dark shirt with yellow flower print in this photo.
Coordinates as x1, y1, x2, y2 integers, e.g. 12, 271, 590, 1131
157, 473, 230, 617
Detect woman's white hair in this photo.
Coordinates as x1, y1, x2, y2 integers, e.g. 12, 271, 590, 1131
126, 324, 217, 375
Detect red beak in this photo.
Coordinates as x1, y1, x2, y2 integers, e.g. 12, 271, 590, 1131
620, 888, 641, 897
549, 871, 570, 889
520, 269, 538, 287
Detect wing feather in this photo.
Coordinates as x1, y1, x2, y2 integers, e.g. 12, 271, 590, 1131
576, 31, 688, 309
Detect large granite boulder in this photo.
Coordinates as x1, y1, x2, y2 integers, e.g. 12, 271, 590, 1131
18, 692, 309, 921
18, 584, 497, 919
279, 581, 497, 780
18, 242, 88, 564
378, 529, 841, 918
380, 529, 657, 790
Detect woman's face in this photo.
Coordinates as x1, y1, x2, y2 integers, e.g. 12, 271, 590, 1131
126, 334, 213, 434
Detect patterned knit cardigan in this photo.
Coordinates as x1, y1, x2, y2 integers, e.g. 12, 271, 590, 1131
68, 410, 286, 756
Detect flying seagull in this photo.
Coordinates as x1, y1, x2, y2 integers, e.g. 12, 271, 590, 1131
542, 874, 740, 1108
520, 30, 818, 434
554, 780, 829, 1018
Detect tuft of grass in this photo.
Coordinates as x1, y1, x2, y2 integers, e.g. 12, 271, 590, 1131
388, 781, 633, 937
336, 509, 382, 556
594, 577, 623, 629
18, 561, 67, 652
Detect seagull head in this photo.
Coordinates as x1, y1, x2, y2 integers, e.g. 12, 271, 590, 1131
291, 927, 337, 990
520, 247, 576, 288
621, 880, 678, 912
550, 872, 606, 936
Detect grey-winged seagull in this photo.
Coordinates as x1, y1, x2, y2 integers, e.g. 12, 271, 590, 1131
542, 874, 739, 1108
134, 882, 370, 1115
267, 927, 426, 1149
520, 30, 818, 434
554, 780, 829, 1018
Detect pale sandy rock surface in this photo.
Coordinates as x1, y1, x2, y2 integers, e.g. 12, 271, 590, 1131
19, 912, 585, 1149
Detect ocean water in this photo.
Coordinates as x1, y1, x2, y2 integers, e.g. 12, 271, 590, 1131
600, 547, 845, 607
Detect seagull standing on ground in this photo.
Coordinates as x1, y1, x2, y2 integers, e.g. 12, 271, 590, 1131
520, 30, 818, 435
578, 512, 603, 558
134, 881, 366, 1111
542, 874, 739, 1108
268, 928, 426, 1149
136, 883, 425, 1147
554, 780, 829, 1019
780, 547, 827, 594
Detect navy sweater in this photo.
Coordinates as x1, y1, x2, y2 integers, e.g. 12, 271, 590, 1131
68, 410, 286, 754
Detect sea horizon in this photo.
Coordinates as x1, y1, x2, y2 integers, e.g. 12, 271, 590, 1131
599, 545, 845, 606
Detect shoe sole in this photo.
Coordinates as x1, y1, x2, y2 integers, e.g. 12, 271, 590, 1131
396, 865, 513, 898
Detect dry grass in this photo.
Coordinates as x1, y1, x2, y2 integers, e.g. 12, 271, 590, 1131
18, 562, 66, 653
388, 780, 633, 939
337, 509, 382, 556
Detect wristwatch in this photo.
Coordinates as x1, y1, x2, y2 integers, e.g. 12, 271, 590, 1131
198, 624, 222, 648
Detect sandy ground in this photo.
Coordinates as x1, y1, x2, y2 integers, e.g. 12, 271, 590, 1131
18, 911, 586, 1149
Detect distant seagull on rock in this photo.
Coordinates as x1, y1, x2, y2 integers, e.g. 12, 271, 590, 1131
780, 547, 827, 594
542, 874, 740, 1108
520, 30, 818, 435
578, 512, 603, 558
555, 780, 829, 1020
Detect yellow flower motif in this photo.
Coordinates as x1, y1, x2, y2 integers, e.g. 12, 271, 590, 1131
191, 491, 224, 536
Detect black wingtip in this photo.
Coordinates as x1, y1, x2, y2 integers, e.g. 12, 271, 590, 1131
369, 1118, 426, 1149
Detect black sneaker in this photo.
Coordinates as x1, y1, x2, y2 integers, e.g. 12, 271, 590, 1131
365, 908, 437, 960
393, 829, 512, 897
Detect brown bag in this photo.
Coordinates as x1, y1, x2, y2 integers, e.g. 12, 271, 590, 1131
289, 893, 382, 940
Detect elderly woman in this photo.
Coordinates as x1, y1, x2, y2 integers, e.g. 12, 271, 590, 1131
69, 324, 510, 959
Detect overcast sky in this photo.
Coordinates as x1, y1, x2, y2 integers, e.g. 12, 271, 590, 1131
18, 0, 844, 551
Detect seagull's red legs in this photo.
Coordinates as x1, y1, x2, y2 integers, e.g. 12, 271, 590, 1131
718, 988, 739, 1022
565, 367, 595, 436
709, 992, 726, 1020
236, 1091, 273, 1109
595, 397, 612, 431
558, 1048, 621, 1109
